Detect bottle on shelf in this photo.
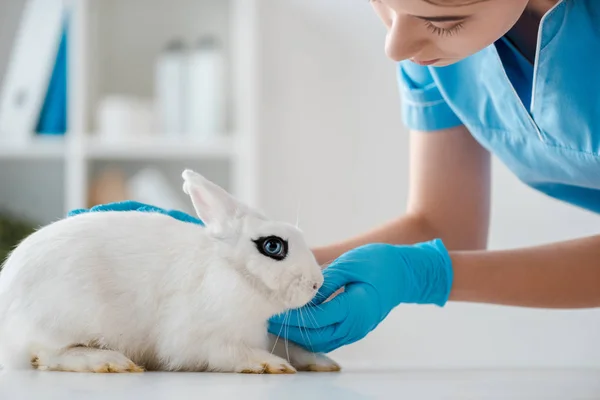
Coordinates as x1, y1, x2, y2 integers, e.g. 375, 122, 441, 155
155, 38, 188, 137
186, 35, 226, 139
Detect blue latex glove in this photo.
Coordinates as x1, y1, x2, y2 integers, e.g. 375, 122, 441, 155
68, 200, 204, 225
268, 239, 453, 353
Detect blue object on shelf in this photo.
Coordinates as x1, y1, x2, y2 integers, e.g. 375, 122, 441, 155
35, 16, 68, 136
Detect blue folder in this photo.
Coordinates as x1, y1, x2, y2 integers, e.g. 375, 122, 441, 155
35, 17, 68, 136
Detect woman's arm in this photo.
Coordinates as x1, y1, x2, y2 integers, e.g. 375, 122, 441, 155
313, 125, 491, 265
450, 235, 600, 308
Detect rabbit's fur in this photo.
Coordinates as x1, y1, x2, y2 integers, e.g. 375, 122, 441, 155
0, 170, 339, 373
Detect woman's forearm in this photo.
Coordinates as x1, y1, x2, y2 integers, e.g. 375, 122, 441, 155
450, 235, 600, 308
313, 214, 439, 266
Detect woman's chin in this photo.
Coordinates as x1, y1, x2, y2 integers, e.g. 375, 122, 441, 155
431, 58, 461, 67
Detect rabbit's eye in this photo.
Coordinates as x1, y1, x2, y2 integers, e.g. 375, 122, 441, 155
253, 236, 288, 261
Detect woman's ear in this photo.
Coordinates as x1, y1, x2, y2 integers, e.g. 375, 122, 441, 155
181, 169, 241, 227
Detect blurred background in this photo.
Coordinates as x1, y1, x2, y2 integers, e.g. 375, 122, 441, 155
1, 0, 600, 370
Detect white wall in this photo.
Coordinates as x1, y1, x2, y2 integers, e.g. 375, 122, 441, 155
258, 0, 408, 244
258, 0, 600, 368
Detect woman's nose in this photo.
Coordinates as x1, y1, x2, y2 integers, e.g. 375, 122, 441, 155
385, 15, 425, 62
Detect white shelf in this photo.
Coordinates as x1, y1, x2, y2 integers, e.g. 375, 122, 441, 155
0, 134, 239, 161
0, 136, 65, 160
82, 135, 238, 160
0, 0, 260, 220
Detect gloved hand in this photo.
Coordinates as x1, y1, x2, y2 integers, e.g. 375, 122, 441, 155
68, 201, 204, 225
268, 239, 453, 353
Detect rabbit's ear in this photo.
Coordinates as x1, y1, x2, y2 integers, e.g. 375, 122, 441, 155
182, 169, 241, 226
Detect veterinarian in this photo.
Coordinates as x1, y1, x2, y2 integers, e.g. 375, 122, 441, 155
76, 0, 600, 354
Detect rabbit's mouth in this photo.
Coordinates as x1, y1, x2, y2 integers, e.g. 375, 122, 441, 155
280, 277, 322, 311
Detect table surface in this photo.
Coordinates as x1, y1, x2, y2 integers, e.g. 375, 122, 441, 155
1, 368, 600, 399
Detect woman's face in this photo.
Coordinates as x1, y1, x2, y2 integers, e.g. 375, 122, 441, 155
371, 0, 529, 66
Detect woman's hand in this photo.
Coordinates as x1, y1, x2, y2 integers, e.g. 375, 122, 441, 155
268, 239, 453, 353
68, 201, 204, 225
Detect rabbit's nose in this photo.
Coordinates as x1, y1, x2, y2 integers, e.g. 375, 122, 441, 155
312, 281, 322, 291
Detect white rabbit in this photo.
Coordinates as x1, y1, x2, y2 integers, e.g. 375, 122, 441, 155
0, 169, 340, 374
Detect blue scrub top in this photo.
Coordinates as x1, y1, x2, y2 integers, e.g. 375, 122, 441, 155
397, 0, 600, 214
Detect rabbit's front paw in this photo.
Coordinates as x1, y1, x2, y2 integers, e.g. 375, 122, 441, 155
33, 346, 144, 373
293, 352, 341, 372
237, 352, 296, 374
269, 335, 341, 372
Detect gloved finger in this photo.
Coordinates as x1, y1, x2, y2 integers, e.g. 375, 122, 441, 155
288, 324, 360, 354
313, 265, 359, 304
267, 323, 345, 353
310, 336, 348, 354
270, 332, 335, 355
269, 293, 350, 327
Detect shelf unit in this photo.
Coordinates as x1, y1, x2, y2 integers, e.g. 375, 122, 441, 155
0, 135, 65, 160
83, 136, 238, 160
0, 0, 259, 224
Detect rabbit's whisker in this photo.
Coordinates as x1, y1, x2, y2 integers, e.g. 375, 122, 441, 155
297, 308, 309, 352
284, 310, 291, 363
270, 312, 287, 356
306, 306, 325, 337
299, 307, 315, 353
295, 201, 301, 229
309, 300, 325, 313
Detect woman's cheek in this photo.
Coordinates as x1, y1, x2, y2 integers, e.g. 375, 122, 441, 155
446, 27, 501, 59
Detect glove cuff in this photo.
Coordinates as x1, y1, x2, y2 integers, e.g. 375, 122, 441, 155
429, 239, 454, 306
409, 239, 454, 307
